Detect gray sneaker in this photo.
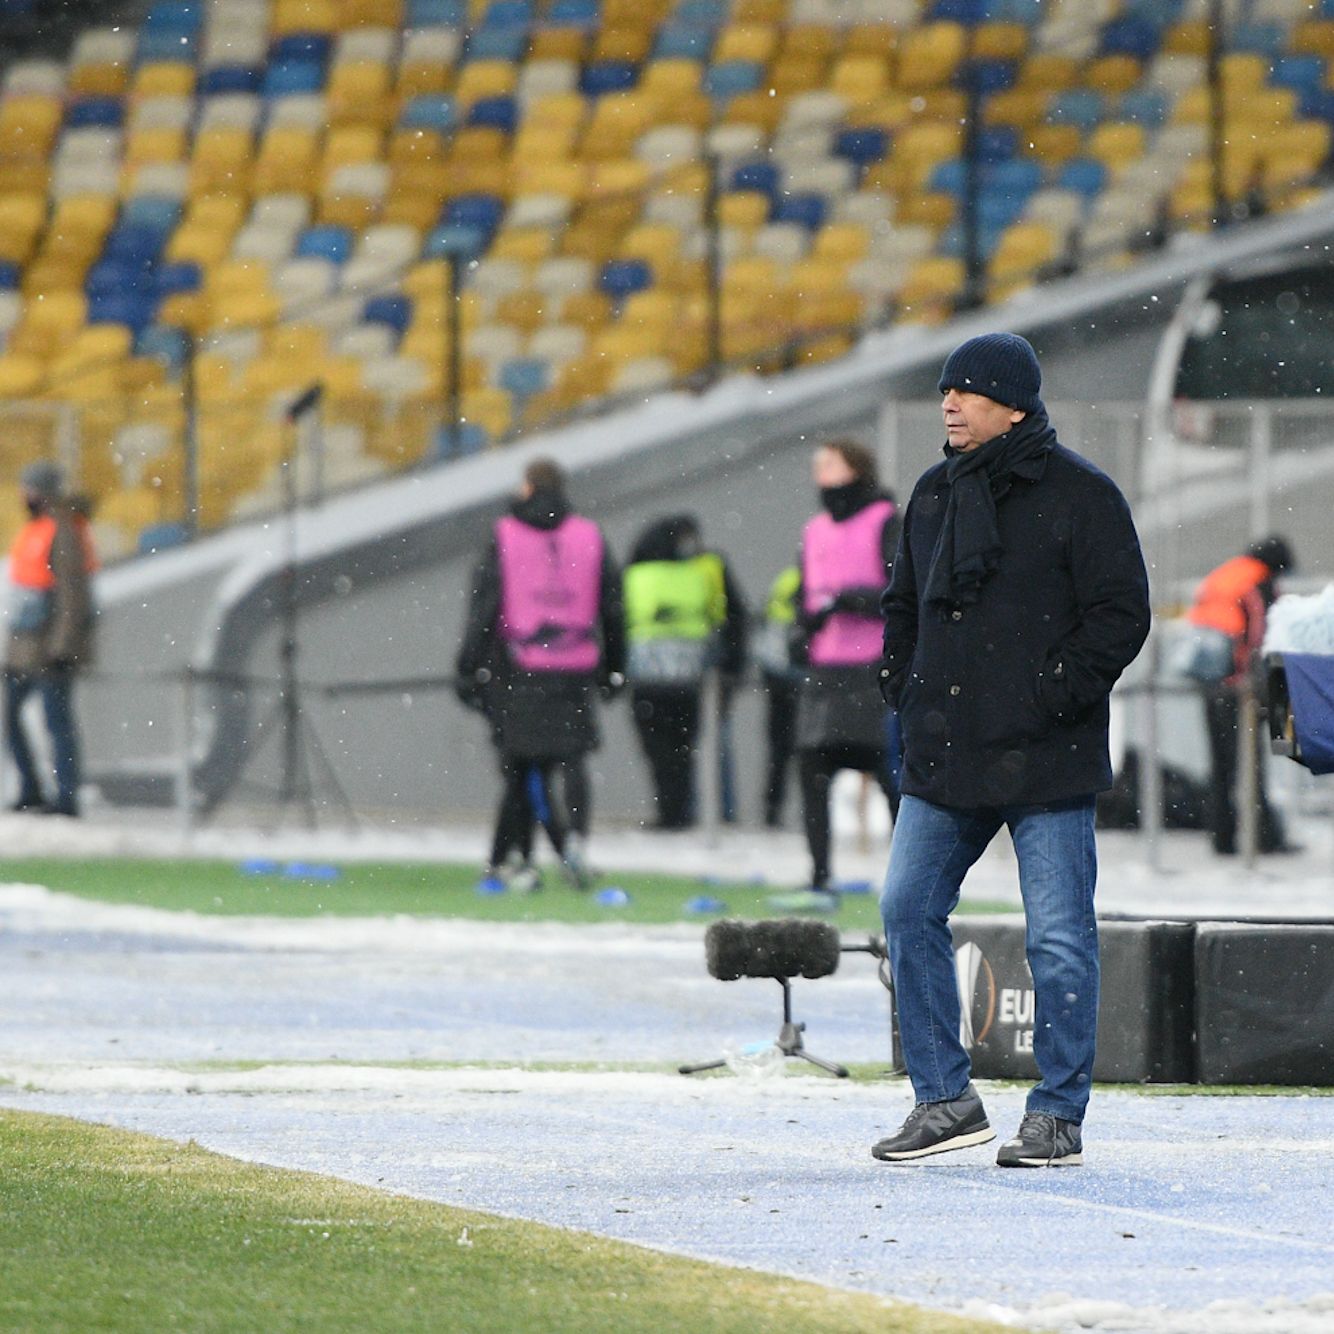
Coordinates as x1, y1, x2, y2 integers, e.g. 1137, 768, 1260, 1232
996, 1111, 1083, 1167
871, 1083, 995, 1162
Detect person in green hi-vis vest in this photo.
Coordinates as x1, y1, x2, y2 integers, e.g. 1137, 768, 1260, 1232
752, 566, 802, 827
623, 514, 748, 830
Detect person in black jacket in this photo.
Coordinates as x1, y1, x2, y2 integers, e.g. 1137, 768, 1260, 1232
870, 333, 1150, 1170
456, 458, 625, 890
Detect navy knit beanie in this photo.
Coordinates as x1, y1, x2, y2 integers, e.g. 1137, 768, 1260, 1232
937, 332, 1043, 413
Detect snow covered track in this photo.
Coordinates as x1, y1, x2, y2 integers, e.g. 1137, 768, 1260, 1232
2, 883, 1332, 1334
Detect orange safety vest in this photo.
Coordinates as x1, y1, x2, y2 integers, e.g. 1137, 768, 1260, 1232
9, 514, 99, 591
1188, 555, 1268, 638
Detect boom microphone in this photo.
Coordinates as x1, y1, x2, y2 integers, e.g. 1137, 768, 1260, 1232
703, 919, 842, 982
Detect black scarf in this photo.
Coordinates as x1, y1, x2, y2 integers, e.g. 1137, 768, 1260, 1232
511, 487, 569, 531
819, 478, 880, 523
922, 410, 1056, 609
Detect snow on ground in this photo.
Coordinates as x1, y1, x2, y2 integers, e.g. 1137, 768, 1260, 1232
1, 860, 1333, 1334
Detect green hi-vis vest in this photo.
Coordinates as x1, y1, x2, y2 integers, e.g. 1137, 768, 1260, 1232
625, 553, 727, 644
765, 566, 800, 626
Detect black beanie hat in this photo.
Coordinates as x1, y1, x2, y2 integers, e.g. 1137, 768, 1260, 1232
938, 332, 1043, 413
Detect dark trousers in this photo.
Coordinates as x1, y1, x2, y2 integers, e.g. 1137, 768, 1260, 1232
799, 743, 899, 889
762, 674, 800, 827
1203, 688, 1285, 854
632, 684, 700, 829
5, 668, 80, 814
490, 754, 591, 868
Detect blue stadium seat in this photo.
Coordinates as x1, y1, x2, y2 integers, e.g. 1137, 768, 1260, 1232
424, 223, 486, 259
499, 357, 551, 400
976, 125, 1018, 163
675, 0, 727, 23
1098, 16, 1159, 61
1117, 87, 1169, 127
122, 196, 183, 236
137, 521, 191, 555
143, 2, 202, 34
199, 66, 263, 95
468, 95, 519, 133
771, 193, 827, 229
363, 293, 413, 335
731, 160, 780, 195
1057, 158, 1108, 200
104, 224, 169, 265
271, 33, 332, 64
548, 0, 598, 25
0, 261, 20, 290
481, 0, 533, 25
930, 0, 988, 24
408, 0, 465, 23
581, 61, 638, 95
598, 258, 652, 300
957, 59, 1016, 95
1048, 90, 1103, 131
435, 421, 489, 458
86, 260, 144, 298
296, 225, 354, 264
445, 194, 505, 240
154, 261, 202, 299
1270, 56, 1326, 98
1298, 88, 1334, 123
938, 221, 1004, 260
138, 29, 197, 62
88, 290, 156, 333
401, 95, 456, 132
1231, 22, 1284, 56
65, 98, 124, 129
263, 59, 327, 98
833, 127, 890, 166
654, 24, 714, 59
702, 61, 763, 100
465, 27, 528, 61
135, 325, 191, 376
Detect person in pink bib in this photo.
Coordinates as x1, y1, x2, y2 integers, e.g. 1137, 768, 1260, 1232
456, 458, 625, 890
793, 438, 901, 895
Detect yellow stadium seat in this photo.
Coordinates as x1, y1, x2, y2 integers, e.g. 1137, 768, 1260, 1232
514, 159, 587, 199
593, 25, 653, 63
831, 54, 892, 102
455, 60, 518, 111
494, 290, 548, 334
1084, 56, 1142, 95
1290, 20, 1334, 59
529, 28, 587, 62
490, 227, 557, 263
1086, 122, 1147, 173
450, 126, 508, 162
156, 292, 211, 335
813, 223, 871, 264
1016, 53, 1079, 92
388, 127, 447, 167
324, 125, 383, 168
0, 356, 46, 396
714, 24, 779, 65
985, 89, 1049, 130
273, 0, 337, 35
187, 194, 249, 231
602, 0, 668, 22
382, 188, 442, 230
69, 61, 129, 98
897, 256, 965, 323
12, 290, 86, 358
640, 59, 703, 100
843, 23, 898, 58
782, 25, 837, 61
558, 290, 613, 330
0, 194, 47, 265
189, 127, 254, 194
0, 94, 63, 155
1026, 124, 1082, 166
581, 93, 655, 160
167, 225, 234, 268
328, 60, 394, 127
397, 58, 451, 101
988, 221, 1057, 285
132, 62, 196, 98
769, 57, 827, 97
1164, 21, 1209, 56
587, 158, 651, 197
253, 128, 320, 194
460, 387, 511, 441
721, 90, 784, 133
124, 126, 188, 166
51, 193, 118, 241
972, 22, 1028, 62
732, 0, 784, 20
719, 191, 769, 231
897, 22, 967, 92
211, 290, 281, 332
512, 123, 578, 161
337, 0, 405, 26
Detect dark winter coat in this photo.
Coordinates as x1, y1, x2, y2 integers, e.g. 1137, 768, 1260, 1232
456, 490, 625, 760
880, 438, 1150, 808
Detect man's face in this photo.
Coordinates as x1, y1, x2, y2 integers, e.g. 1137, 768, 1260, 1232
941, 387, 1025, 452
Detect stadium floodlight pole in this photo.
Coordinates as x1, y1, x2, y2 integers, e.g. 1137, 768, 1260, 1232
443, 248, 464, 455
1206, 0, 1226, 228
704, 152, 723, 381
182, 329, 199, 540
960, 28, 982, 311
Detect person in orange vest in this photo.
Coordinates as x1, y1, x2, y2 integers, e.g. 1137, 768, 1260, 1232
1187, 535, 1294, 855
5, 461, 98, 817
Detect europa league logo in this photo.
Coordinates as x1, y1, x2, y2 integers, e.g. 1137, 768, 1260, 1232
955, 941, 997, 1050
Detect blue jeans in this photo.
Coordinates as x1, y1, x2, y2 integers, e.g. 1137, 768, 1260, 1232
880, 793, 1099, 1123
5, 668, 80, 813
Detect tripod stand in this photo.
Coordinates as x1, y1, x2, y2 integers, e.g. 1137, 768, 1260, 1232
230, 385, 355, 831
679, 976, 849, 1078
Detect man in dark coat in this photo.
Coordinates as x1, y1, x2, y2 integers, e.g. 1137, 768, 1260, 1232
456, 458, 624, 889
871, 333, 1150, 1169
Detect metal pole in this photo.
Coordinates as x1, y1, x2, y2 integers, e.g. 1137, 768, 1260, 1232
1206, 0, 1226, 229
961, 29, 982, 309
182, 330, 199, 539
704, 152, 723, 381
445, 251, 462, 454
1250, 403, 1271, 539
698, 669, 721, 850
1238, 677, 1260, 868
176, 667, 194, 841
1140, 633, 1163, 870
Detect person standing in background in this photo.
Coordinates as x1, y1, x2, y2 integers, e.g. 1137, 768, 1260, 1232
623, 513, 747, 830
456, 457, 624, 889
794, 439, 900, 894
1187, 535, 1296, 856
5, 460, 98, 817
755, 565, 802, 828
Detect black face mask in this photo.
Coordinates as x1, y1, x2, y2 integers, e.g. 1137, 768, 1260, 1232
819, 479, 873, 522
